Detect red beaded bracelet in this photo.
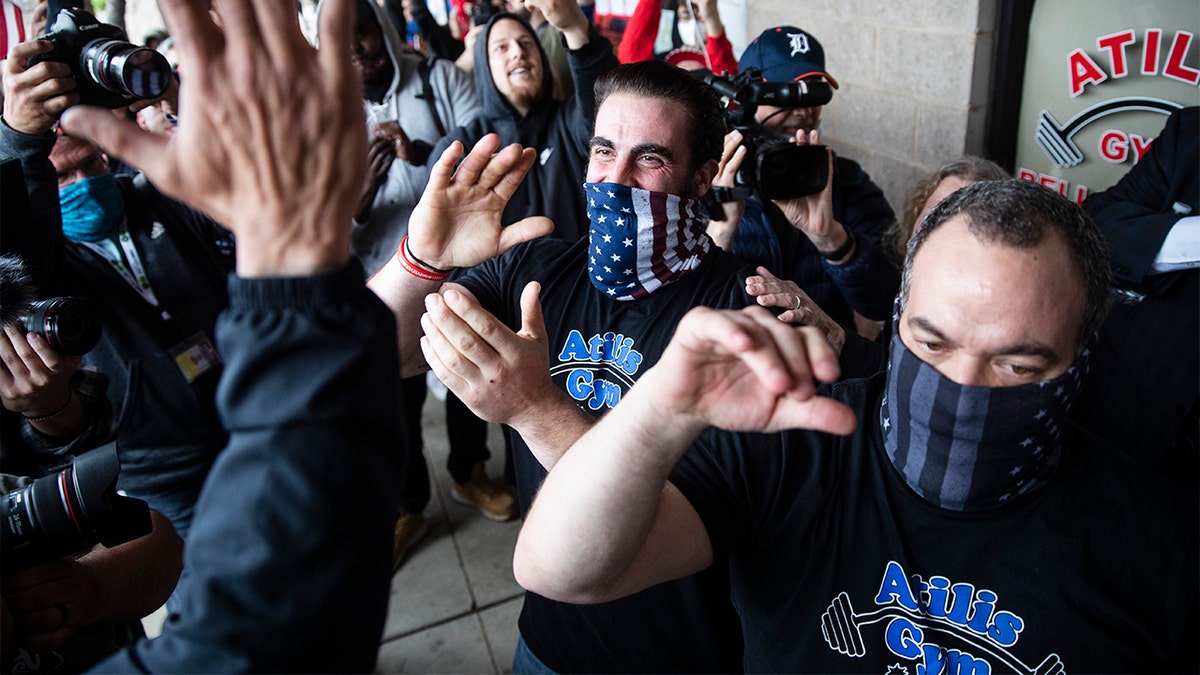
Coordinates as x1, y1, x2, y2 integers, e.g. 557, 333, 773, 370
398, 236, 452, 281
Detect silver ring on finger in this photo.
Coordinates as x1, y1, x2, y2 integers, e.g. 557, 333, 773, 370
791, 294, 802, 310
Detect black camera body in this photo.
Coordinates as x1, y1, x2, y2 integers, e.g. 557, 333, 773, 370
2, 445, 151, 573
697, 67, 834, 203
27, 8, 172, 109
471, 0, 502, 26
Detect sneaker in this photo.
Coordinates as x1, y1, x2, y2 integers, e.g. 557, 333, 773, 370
451, 463, 517, 522
392, 511, 429, 572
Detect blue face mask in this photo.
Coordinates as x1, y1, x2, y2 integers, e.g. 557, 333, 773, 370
59, 174, 125, 242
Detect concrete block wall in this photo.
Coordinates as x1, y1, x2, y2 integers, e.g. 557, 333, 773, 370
112, 0, 1000, 217
739, 0, 998, 217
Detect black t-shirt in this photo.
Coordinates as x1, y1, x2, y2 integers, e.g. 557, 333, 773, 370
672, 374, 1200, 673
458, 236, 756, 673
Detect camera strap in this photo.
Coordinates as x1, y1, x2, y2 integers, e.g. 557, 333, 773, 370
79, 227, 169, 320
706, 185, 752, 204
416, 55, 447, 138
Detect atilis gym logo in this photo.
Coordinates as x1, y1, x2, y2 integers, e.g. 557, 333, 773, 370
821, 561, 1064, 675
552, 330, 645, 411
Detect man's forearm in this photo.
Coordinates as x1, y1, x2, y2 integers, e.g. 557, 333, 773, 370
514, 365, 710, 603
508, 386, 597, 470
81, 510, 182, 623
367, 256, 447, 377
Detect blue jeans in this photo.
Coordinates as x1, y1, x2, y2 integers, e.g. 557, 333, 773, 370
512, 636, 557, 674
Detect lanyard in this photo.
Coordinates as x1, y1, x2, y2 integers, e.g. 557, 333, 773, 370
80, 226, 171, 321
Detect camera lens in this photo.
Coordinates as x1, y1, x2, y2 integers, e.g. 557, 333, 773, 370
81, 39, 172, 100
1, 446, 152, 572
23, 297, 103, 356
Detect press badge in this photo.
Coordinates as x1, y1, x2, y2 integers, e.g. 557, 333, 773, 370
170, 332, 222, 382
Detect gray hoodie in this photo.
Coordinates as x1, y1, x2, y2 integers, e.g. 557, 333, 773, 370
316, 0, 481, 274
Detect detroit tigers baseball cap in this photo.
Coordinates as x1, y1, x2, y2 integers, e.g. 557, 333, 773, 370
739, 26, 840, 88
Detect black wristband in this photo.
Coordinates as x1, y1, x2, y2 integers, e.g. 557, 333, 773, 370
820, 228, 856, 262
24, 389, 73, 422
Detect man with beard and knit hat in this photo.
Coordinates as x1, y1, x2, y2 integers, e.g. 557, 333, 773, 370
433, 0, 617, 243
370, 59, 752, 673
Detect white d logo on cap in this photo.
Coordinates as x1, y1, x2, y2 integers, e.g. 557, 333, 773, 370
788, 32, 811, 56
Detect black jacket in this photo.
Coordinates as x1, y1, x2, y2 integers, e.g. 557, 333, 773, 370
94, 265, 405, 672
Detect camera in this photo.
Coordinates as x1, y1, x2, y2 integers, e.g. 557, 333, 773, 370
0, 255, 103, 357
695, 67, 834, 203
21, 296, 104, 356
27, 8, 173, 109
2, 445, 152, 573
471, 0, 502, 26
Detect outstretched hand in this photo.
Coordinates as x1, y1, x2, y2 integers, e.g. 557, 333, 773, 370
647, 305, 857, 435
420, 281, 561, 427
407, 134, 554, 270
56, 0, 368, 278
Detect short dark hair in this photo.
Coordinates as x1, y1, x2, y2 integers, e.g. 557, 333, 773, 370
899, 179, 1112, 353
593, 61, 725, 176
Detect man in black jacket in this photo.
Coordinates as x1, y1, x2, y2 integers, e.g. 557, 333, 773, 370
1075, 106, 1198, 486
55, 0, 406, 670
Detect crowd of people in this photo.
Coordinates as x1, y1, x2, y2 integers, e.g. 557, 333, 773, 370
0, 0, 1195, 672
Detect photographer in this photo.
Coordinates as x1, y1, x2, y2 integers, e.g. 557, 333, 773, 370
0, 258, 181, 674
1, 22, 235, 540
0, 252, 110, 473
1, 495, 180, 673
708, 26, 899, 337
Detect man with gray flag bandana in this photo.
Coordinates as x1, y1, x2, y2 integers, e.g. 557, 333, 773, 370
514, 179, 1199, 672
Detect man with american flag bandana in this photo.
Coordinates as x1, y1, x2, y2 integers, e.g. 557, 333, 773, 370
368, 59, 756, 673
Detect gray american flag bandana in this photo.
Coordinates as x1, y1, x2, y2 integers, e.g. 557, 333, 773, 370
879, 330, 1090, 511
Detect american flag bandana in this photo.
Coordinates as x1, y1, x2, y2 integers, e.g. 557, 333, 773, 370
584, 181, 711, 301
2, 0, 26, 60
879, 325, 1090, 512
